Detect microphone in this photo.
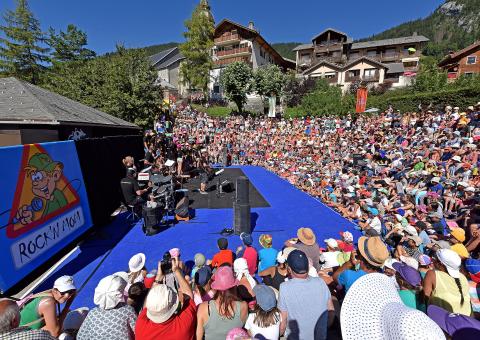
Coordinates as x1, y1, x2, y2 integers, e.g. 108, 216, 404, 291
12, 198, 43, 224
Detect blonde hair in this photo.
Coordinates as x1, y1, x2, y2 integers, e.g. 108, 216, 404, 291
122, 156, 134, 168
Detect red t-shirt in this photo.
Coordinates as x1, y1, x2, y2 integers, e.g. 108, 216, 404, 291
135, 298, 197, 340
242, 246, 258, 275
211, 250, 234, 267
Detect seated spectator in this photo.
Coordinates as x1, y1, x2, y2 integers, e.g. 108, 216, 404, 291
193, 266, 215, 306
196, 266, 248, 340
320, 238, 341, 271
127, 282, 147, 315
288, 227, 321, 271
259, 248, 293, 290
77, 274, 136, 340
234, 258, 257, 305
19, 275, 77, 337
258, 234, 278, 273
245, 284, 281, 339
127, 253, 147, 286
423, 249, 472, 316
58, 308, 89, 340
211, 238, 234, 268
278, 249, 334, 340
337, 231, 355, 252
191, 253, 207, 280
466, 258, 480, 318
341, 273, 445, 339
236, 233, 258, 275
0, 298, 56, 339
333, 236, 389, 292
392, 262, 426, 312
427, 305, 480, 339
135, 256, 196, 340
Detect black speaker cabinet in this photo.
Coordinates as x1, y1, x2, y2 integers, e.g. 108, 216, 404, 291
236, 176, 250, 204
234, 202, 251, 235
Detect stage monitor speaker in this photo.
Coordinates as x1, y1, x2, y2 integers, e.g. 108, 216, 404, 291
236, 176, 249, 204
175, 196, 189, 218
234, 202, 251, 235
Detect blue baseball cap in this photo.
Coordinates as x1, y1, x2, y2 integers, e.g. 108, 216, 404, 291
287, 249, 309, 274
253, 284, 277, 312
240, 232, 253, 246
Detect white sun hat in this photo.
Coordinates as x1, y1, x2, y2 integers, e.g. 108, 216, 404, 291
436, 249, 461, 279
341, 273, 445, 340
145, 284, 179, 323
128, 253, 146, 273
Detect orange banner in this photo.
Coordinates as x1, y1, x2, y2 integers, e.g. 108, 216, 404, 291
355, 87, 368, 113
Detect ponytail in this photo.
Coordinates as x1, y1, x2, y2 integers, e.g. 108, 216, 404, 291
453, 277, 465, 305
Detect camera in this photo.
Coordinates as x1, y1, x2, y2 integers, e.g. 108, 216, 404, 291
160, 251, 173, 274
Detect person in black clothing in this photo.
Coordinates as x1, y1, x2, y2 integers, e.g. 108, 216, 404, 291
120, 168, 149, 208
144, 145, 155, 166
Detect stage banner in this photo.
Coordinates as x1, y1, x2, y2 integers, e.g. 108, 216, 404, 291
0, 141, 92, 293
355, 87, 368, 113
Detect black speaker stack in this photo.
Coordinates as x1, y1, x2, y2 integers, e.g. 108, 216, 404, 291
234, 176, 251, 235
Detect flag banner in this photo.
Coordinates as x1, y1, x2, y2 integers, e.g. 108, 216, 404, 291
355, 87, 368, 113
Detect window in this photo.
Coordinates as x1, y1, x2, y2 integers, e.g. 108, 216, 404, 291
467, 56, 477, 65
367, 50, 377, 57
213, 85, 220, 93
349, 51, 360, 60
464, 72, 474, 78
332, 51, 341, 57
364, 68, 377, 78
324, 72, 336, 79
348, 70, 360, 77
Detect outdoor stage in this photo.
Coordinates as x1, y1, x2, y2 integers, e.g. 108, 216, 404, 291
35, 166, 359, 309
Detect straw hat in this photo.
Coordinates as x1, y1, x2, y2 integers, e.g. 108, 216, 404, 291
357, 236, 389, 267
297, 227, 316, 246
341, 273, 445, 340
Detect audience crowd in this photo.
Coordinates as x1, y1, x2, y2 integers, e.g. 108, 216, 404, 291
2, 103, 480, 339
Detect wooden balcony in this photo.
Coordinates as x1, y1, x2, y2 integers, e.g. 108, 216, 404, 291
345, 75, 360, 82
216, 46, 251, 59
214, 34, 241, 46
214, 56, 251, 67
363, 74, 380, 82
313, 55, 344, 64
314, 42, 343, 53
348, 51, 422, 63
325, 76, 338, 84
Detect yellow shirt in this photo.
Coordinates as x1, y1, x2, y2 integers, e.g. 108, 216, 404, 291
431, 270, 472, 316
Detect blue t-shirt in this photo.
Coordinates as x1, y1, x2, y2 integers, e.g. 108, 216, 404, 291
258, 248, 278, 272
338, 269, 367, 292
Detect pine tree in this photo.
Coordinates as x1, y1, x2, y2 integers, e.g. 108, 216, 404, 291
179, 0, 215, 98
0, 0, 49, 84
48, 24, 96, 62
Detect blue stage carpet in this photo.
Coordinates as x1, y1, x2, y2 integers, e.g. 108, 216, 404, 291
37, 166, 359, 309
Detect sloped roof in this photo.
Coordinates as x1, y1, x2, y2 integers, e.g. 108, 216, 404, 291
438, 40, 480, 67
155, 52, 185, 69
344, 56, 388, 70
303, 60, 343, 75
351, 35, 429, 50
312, 28, 349, 42
149, 47, 178, 67
293, 43, 314, 51
0, 77, 138, 128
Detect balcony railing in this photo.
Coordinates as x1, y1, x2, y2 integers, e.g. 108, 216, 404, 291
214, 34, 240, 45
325, 76, 338, 84
347, 51, 421, 62
216, 46, 251, 58
363, 74, 380, 82
345, 75, 361, 82
314, 43, 343, 53
214, 56, 251, 67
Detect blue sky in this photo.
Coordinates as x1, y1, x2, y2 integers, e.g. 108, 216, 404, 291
0, 0, 444, 54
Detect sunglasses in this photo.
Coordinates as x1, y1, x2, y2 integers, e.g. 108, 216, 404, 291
60, 289, 76, 296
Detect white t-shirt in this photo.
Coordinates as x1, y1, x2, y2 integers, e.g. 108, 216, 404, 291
369, 216, 382, 234
245, 312, 281, 340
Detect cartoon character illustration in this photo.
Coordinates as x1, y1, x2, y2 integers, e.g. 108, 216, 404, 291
15, 153, 68, 225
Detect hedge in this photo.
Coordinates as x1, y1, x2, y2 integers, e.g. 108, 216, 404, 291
368, 86, 480, 112
191, 104, 232, 118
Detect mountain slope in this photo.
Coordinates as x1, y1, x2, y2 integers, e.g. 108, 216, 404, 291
361, 0, 480, 58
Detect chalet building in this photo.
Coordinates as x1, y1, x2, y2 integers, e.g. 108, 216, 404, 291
210, 19, 295, 99
294, 28, 429, 91
150, 47, 186, 99
438, 41, 480, 81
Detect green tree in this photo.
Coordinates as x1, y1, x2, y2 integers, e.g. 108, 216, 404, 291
413, 56, 447, 92
253, 64, 286, 98
220, 61, 253, 113
48, 24, 96, 62
300, 79, 354, 116
43, 46, 162, 127
0, 0, 49, 84
179, 0, 215, 97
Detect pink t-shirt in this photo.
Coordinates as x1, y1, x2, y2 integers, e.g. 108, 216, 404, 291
243, 246, 258, 275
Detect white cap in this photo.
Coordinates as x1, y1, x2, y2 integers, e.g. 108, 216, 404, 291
468, 106, 474, 111
93, 274, 127, 310
457, 181, 468, 187
436, 249, 461, 278
383, 258, 400, 270
465, 187, 475, 192
431, 177, 440, 183
400, 255, 419, 270
403, 224, 418, 237
54, 275, 76, 293
324, 238, 338, 249
452, 156, 462, 162
145, 284, 179, 323
128, 253, 146, 273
